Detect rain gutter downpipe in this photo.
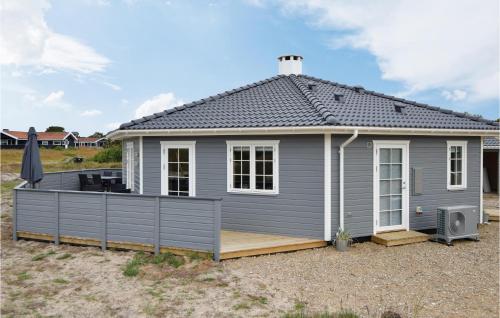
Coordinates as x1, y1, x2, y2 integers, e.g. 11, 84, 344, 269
339, 130, 359, 231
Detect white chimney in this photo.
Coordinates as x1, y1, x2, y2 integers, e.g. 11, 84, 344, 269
278, 55, 303, 75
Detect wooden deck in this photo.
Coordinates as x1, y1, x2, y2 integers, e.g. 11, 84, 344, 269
220, 230, 327, 259
371, 230, 429, 247
485, 208, 499, 222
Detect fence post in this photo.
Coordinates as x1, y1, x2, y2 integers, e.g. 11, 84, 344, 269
12, 189, 17, 241
154, 197, 160, 255
213, 200, 221, 262
54, 192, 60, 245
101, 193, 107, 251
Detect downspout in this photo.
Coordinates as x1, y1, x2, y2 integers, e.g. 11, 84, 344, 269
339, 130, 359, 231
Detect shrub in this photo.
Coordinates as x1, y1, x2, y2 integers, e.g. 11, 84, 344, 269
92, 145, 122, 163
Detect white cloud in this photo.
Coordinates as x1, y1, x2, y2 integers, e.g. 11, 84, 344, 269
43, 90, 64, 104
134, 93, 184, 118
103, 81, 121, 91
106, 122, 121, 130
80, 109, 103, 117
0, 0, 110, 73
276, 0, 499, 101
442, 89, 467, 102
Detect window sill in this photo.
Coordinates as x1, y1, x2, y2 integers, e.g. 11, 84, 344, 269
447, 187, 466, 191
227, 190, 279, 196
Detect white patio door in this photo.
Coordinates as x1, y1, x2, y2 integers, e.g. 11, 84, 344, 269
161, 141, 196, 197
373, 141, 409, 233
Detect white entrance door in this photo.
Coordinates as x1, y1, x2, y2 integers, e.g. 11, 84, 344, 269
161, 141, 196, 197
126, 142, 134, 191
373, 141, 409, 233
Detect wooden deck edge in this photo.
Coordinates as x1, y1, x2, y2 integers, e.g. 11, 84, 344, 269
16, 231, 211, 258
371, 233, 429, 247
220, 240, 327, 260
485, 208, 499, 222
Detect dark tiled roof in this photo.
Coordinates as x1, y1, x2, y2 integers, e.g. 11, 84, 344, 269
484, 136, 499, 149
119, 74, 498, 131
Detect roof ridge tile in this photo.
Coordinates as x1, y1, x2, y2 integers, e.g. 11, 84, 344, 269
288, 75, 339, 125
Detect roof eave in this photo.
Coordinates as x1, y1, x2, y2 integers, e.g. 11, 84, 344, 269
107, 126, 499, 140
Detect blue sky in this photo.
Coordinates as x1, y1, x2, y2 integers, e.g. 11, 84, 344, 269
1, 0, 498, 136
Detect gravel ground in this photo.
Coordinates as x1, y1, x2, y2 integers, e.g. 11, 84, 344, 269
1, 186, 499, 317
225, 222, 499, 318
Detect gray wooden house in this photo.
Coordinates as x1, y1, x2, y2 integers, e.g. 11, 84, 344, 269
109, 55, 498, 244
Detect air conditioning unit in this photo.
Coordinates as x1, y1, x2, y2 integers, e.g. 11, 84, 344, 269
434, 205, 480, 245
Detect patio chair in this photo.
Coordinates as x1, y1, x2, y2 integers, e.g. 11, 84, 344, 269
115, 171, 123, 184
103, 171, 112, 177
78, 174, 103, 192
92, 174, 103, 184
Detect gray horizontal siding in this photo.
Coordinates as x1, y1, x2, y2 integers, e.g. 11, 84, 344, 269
16, 191, 55, 234
332, 135, 481, 238
142, 135, 324, 239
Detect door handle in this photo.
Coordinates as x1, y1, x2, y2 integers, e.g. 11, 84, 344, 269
402, 181, 407, 189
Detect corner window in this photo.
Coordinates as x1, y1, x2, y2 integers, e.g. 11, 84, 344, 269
227, 141, 279, 194
41, 141, 48, 145
447, 141, 467, 190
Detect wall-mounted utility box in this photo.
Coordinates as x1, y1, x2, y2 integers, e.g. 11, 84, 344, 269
412, 167, 423, 195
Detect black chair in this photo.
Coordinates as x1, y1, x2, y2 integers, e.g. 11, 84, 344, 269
115, 171, 123, 184
78, 174, 103, 192
110, 183, 131, 193
103, 171, 112, 177
92, 174, 102, 184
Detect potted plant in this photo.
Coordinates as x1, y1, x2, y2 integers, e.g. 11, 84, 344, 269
335, 228, 352, 252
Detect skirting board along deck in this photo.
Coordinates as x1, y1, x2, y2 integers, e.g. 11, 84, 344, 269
371, 230, 429, 247
220, 230, 327, 260
15, 231, 212, 258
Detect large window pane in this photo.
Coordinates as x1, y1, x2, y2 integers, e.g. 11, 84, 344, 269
390, 210, 402, 225
380, 164, 390, 179
391, 195, 402, 210
391, 180, 402, 194
179, 149, 189, 162
168, 149, 178, 162
380, 211, 390, 226
380, 180, 390, 195
380, 196, 390, 211
167, 147, 190, 196
168, 163, 178, 177
265, 176, 273, 190
391, 164, 402, 179
391, 149, 402, 163
380, 149, 391, 163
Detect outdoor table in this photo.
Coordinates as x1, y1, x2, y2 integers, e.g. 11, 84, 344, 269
101, 176, 120, 192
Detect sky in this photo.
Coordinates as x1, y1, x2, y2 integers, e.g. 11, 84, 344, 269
1, 0, 499, 136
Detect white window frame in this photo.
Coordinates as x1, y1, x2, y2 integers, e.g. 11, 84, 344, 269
160, 141, 196, 197
126, 142, 134, 191
52, 140, 62, 145
447, 140, 467, 190
226, 140, 279, 195
41, 141, 49, 145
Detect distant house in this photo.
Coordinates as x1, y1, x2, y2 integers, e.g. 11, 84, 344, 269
1, 129, 78, 149
76, 137, 107, 148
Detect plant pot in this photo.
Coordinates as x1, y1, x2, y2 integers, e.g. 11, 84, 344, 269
336, 239, 349, 252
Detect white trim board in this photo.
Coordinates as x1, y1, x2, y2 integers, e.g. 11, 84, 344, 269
139, 136, 143, 194
324, 134, 332, 241
108, 126, 499, 140
480, 137, 483, 223
160, 141, 196, 197
125, 141, 134, 191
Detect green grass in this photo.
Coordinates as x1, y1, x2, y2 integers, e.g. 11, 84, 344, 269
233, 302, 251, 310
31, 250, 56, 261
17, 272, 31, 281
1, 179, 21, 196
283, 302, 360, 318
53, 278, 69, 284
123, 251, 186, 277
56, 253, 72, 260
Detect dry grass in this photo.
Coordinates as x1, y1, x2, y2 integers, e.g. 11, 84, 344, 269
0, 148, 120, 173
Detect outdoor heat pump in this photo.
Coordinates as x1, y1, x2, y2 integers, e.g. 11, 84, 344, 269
434, 205, 480, 246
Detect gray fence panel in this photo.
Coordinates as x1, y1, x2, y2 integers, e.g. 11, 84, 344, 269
59, 192, 102, 239
16, 190, 56, 234
106, 194, 155, 244
159, 198, 215, 251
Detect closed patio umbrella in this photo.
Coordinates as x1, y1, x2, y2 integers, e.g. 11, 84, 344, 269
20, 127, 44, 188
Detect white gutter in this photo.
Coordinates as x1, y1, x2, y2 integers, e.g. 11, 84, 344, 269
339, 130, 359, 231
107, 126, 499, 140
